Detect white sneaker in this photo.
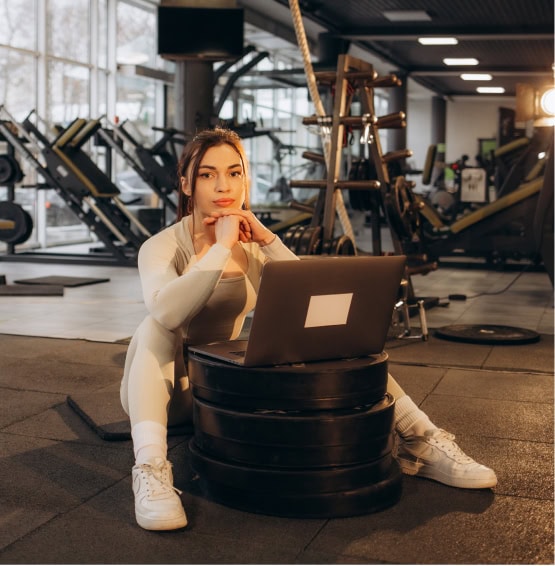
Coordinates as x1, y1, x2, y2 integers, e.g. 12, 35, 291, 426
396, 429, 497, 489
132, 457, 188, 530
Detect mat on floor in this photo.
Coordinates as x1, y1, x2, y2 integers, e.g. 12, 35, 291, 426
13, 275, 110, 287
0, 284, 64, 296
67, 389, 193, 441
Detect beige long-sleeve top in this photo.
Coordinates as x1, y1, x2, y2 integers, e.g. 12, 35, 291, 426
137, 215, 298, 345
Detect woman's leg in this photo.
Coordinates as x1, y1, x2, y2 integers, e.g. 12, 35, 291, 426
121, 316, 188, 531
168, 341, 193, 427
388, 373, 497, 489
388, 374, 436, 437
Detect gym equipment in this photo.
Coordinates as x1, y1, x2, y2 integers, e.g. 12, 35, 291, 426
0, 153, 24, 184
278, 53, 433, 340
189, 350, 389, 411
190, 349, 402, 517
533, 136, 554, 284
287, 2, 356, 246
394, 126, 552, 269
0, 281, 64, 295
13, 275, 109, 287
0, 107, 152, 265
96, 119, 187, 225
0, 201, 33, 245
425, 132, 547, 224
189, 440, 402, 518
405, 151, 550, 267
435, 324, 540, 345
193, 394, 395, 468
213, 48, 269, 117
281, 54, 414, 260
0, 138, 34, 248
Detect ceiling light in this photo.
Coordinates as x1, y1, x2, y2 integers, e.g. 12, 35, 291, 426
539, 86, 555, 116
461, 73, 493, 81
443, 58, 479, 66
384, 10, 431, 22
418, 37, 458, 45
477, 86, 505, 94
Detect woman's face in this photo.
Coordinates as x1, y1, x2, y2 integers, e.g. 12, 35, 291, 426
182, 143, 246, 217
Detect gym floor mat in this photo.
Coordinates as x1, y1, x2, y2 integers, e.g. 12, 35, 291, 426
67, 386, 192, 441
13, 275, 110, 287
0, 284, 64, 296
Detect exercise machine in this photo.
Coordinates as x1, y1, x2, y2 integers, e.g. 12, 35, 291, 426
0, 107, 152, 265
390, 128, 552, 268
96, 119, 186, 229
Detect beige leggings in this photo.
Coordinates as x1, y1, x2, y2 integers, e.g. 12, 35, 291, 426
120, 314, 407, 429
120, 315, 193, 428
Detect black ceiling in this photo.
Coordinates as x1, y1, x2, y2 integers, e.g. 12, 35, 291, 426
257, 0, 554, 98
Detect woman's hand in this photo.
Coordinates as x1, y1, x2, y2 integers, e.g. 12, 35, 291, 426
204, 210, 276, 247
208, 213, 243, 249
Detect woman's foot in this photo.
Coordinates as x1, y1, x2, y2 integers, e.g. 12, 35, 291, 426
132, 457, 188, 530
396, 429, 497, 489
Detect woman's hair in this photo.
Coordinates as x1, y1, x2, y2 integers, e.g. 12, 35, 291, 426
176, 127, 250, 220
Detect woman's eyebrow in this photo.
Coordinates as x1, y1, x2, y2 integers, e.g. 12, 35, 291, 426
198, 163, 242, 170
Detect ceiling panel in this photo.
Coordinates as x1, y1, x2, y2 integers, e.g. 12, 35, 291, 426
255, 0, 555, 97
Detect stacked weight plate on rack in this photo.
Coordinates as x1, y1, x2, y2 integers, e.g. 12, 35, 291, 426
188, 351, 402, 518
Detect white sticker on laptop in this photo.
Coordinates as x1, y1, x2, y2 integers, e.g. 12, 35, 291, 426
304, 293, 353, 328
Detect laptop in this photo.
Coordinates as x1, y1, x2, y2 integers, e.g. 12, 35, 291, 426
188, 254, 406, 367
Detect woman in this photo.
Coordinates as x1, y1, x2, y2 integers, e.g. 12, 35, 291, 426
120, 127, 496, 532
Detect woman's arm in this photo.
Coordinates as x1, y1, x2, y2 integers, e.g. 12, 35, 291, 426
138, 230, 231, 330
259, 233, 299, 261
207, 209, 299, 262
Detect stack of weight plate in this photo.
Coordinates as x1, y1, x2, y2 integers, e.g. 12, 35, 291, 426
188, 351, 402, 518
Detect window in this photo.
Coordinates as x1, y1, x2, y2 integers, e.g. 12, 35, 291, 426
0, 0, 36, 50
46, 0, 90, 63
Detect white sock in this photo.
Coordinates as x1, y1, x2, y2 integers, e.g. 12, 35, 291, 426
131, 420, 168, 465
395, 395, 437, 438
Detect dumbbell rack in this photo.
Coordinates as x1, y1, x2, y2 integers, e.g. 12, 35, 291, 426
288, 53, 411, 256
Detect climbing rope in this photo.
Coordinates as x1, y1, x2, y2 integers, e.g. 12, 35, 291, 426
288, 0, 356, 247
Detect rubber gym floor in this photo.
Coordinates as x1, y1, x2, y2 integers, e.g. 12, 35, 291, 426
0, 257, 553, 565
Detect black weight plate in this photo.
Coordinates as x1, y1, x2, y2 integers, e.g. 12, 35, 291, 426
0, 154, 23, 184
197, 459, 403, 518
333, 235, 356, 255
0, 155, 16, 184
296, 225, 322, 255
15, 209, 34, 245
435, 324, 540, 345
194, 430, 394, 469
281, 225, 297, 249
295, 224, 313, 255
193, 394, 395, 468
188, 351, 388, 410
189, 439, 393, 494
290, 224, 306, 252
0, 201, 29, 244
193, 394, 395, 447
